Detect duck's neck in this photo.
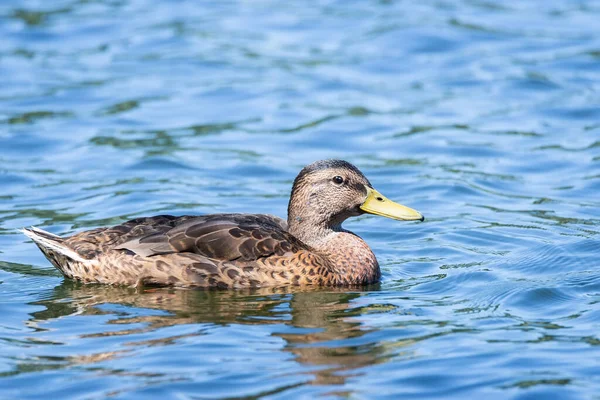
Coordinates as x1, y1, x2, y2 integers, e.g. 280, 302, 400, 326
288, 219, 380, 285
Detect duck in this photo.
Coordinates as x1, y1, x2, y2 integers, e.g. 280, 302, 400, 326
22, 160, 424, 288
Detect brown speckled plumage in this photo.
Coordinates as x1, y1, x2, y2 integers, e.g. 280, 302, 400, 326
23, 160, 423, 289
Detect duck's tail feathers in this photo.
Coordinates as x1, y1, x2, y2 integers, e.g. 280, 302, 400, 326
21, 227, 87, 263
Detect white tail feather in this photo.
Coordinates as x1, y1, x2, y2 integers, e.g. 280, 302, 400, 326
30, 226, 61, 238
21, 227, 87, 263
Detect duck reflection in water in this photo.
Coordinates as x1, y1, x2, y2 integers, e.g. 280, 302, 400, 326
28, 282, 408, 387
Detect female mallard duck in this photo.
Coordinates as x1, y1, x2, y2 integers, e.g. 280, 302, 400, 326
23, 160, 423, 288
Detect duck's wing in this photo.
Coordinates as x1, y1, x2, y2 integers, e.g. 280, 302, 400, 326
112, 213, 301, 261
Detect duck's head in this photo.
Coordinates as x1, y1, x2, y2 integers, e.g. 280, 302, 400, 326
287, 160, 423, 239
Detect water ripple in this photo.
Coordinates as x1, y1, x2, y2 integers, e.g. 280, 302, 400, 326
1, 0, 600, 398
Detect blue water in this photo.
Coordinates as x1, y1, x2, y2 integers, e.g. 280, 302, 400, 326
1, 0, 599, 398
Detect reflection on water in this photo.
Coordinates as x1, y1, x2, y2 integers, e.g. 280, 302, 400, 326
31, 282, 384, 387
6, 276, 387, 396
2, 0, 600, 398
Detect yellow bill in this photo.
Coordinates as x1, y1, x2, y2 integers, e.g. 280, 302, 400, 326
360, 187, 424, 221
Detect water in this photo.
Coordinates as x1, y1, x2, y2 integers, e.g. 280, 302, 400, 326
1, 0, 599, 398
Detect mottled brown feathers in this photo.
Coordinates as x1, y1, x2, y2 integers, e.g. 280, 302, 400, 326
112, 214, 299, 260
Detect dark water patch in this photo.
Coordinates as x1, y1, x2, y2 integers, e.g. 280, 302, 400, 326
10, 7, 72, 27
0, 261, 61, 278
98, 98, 166, 116
127, 158, 195, 171
2, 110, 73, 125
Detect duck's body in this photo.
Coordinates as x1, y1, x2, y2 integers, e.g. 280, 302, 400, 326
23, 160, 423, 288
25, 214, 379, 288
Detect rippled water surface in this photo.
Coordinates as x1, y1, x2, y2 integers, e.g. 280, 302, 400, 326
1, 0, 600, 398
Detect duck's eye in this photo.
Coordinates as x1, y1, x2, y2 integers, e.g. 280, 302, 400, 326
332, 176, 344, 185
